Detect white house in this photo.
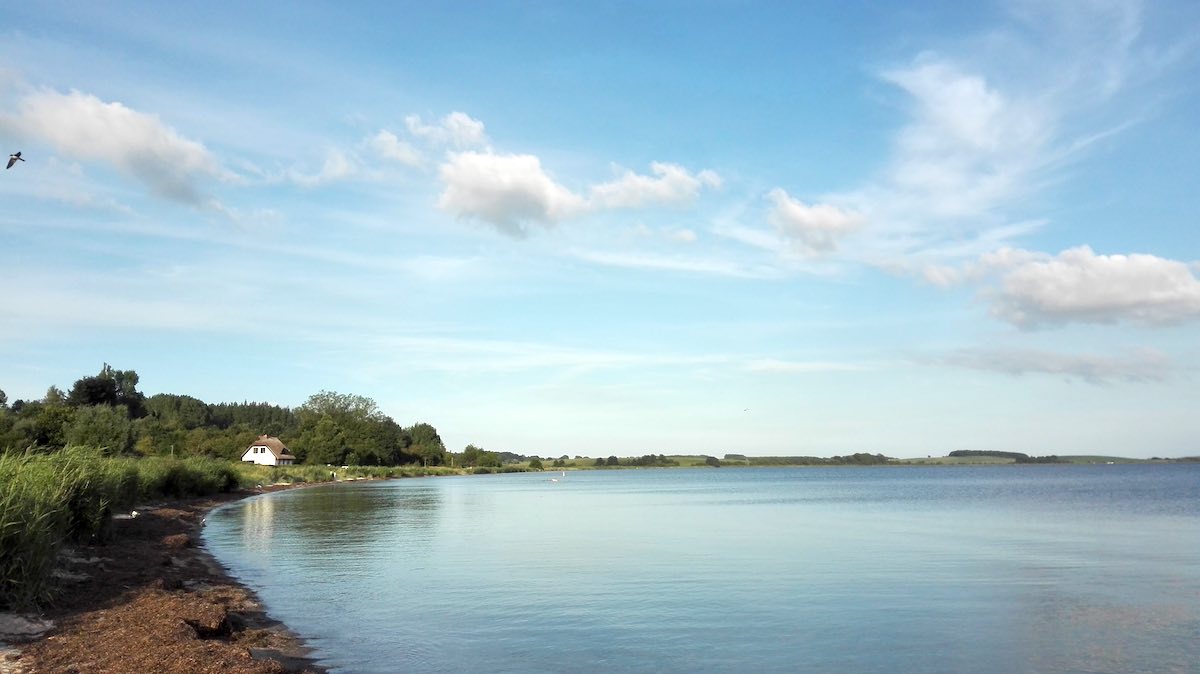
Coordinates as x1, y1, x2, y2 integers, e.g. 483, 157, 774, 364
241, 435, 296, 466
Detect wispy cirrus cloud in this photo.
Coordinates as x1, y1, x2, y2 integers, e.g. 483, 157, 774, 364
368, 129, 422, 167
567, 248, 776, 279
357, 333, 726, 376
288, 148, 358, 187
937, 346, 1173, 384
755, 1, 1174, 277
745, 358, 871, 374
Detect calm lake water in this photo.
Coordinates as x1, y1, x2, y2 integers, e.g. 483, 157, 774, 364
202, 465, 1200, 673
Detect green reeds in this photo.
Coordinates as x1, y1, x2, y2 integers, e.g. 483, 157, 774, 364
0, 448, 242, 610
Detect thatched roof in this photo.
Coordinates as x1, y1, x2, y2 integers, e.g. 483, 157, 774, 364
247, 435, 296, 460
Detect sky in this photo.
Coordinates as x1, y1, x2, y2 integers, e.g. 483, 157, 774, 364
1, 0, 1198, 459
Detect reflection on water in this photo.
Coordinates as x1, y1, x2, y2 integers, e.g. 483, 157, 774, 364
204, 466, 1200, 674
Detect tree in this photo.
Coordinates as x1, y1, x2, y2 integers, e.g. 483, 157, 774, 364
43, 386, 66, 406
528, 457, 544, 470
593, 458, 605, 467
298, 415, 346, 465
408, 423, 446, 466
0, 388, 6, 408
299, 390, 383, 421
705, 456, 721, 467
460, 444, 484, 467
65, 405, 134, 454
12, 402, 74, 448
145, 394, 211, 430
606, 456, 619, 466
66, 364, 145, 417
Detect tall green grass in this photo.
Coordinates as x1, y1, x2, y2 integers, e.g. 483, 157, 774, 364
0, 448, 241, 609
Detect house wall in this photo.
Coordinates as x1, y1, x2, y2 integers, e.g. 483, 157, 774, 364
241, 445, 279, 466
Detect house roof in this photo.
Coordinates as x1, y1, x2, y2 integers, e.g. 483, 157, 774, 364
247, 435, 296, 460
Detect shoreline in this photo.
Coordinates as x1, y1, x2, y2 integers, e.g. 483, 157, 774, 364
2, 481, 341, 674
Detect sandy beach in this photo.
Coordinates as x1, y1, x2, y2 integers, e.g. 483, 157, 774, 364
1, 485, 326, 674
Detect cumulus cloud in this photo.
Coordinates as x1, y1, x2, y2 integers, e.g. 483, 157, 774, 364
438, 151, 585, 235
368, 130, 422, 166
767, 188, 863, 255
992, 246, 1200, 327
589, 162, 721, 209
939, 347, 1172, 384
2, 88, 222, 205
405, 111, 487, 149
438, 152, 722, 236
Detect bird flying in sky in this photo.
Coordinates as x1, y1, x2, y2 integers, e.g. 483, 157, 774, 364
7, 152, 24, 169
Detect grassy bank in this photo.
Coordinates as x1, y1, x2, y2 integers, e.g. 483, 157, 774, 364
234, 462, 459, 485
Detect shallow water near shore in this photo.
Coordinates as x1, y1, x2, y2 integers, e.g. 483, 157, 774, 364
203, 465, 1200, 673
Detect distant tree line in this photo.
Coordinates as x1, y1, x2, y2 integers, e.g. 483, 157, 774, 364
0, 365, 446, 467
745, 453, 893, 466
948, 450, 1065, 464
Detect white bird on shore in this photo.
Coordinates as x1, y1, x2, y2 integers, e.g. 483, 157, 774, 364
7, 152, 25, 169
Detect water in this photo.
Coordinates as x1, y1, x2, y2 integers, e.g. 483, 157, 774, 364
203, 465, 1200, 673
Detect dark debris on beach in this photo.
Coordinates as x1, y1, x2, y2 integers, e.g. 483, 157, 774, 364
10, 489, 324, 674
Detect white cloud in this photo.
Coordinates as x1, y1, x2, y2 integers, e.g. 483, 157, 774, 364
405, 111, 488, 149
823, 3, 1164, 274
939, 347, 1172, 384
922, 246, 1044, 287
589, 162, 721, 209
437, 151, 585, 235
993, 246, 1200, 327
868, 57, 1050, 223
368, 130, 422, 166
767, 188, 863, 255
2, 88, 223, 205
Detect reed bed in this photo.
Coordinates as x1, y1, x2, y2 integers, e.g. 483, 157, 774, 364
0, 448, 241, 609
234, 462, 459, 485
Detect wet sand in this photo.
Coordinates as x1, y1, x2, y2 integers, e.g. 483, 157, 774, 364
2, 485, 327, 674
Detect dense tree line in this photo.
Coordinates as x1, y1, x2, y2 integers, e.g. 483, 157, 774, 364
0, 365, 444, 467
948, 450, 1064, 463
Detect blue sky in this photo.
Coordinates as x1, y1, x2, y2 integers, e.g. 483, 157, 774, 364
2, 0, 1198, 458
